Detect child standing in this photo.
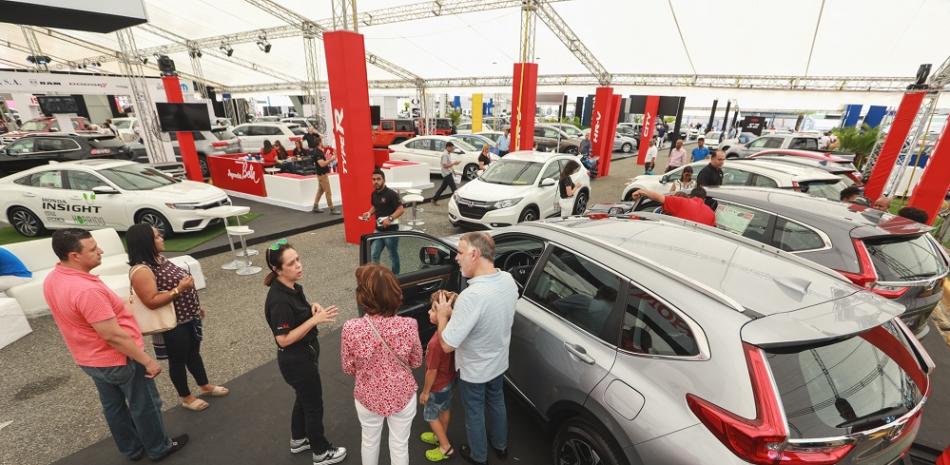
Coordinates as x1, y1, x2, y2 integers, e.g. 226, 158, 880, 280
419, 290, 458, 462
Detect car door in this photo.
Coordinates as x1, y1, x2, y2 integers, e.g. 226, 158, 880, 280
534, 127, 553, 151
428, 138, 449, 173
392, 139, 421, 164
0, 138, 45, 174
63, 169, 128, 228
231, 124, 252, 151
537, 160, 562, 217
508, 245, 622, 416
713, 200, 776, 244
24, 170, 69, 227
359, 231, 462, 345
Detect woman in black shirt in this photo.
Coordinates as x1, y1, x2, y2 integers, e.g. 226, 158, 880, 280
263, 240, 347, 464
477, 144, 492, 171
558, 160, 583, 218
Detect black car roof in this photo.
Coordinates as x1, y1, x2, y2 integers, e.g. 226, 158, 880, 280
707, 186, 932, 238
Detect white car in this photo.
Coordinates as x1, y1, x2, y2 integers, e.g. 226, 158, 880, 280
704, 131, 722, 149
448, 151, 590, 228
111, 117, 140, 143
388, 135, 484, 180
620, 159, 847, 201
581, 128, 638, 153
231, 123, 303, 153
0, 160, 231, 237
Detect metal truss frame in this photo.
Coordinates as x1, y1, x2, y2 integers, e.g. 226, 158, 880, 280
533, 1, 611, 86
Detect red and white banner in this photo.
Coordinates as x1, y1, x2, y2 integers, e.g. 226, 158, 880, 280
510, 62, 538, 152
908, 114, 950, 224
590, 87, 614, 174
863, 91, 927, 202
207, 154, 267, 197
324, 31, 376, 244
636, 95, 660, 166
162, 75, 203, 181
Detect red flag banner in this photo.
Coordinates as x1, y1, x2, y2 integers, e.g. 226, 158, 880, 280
863, 91, 926, 202
510, 62, 538, 152
636, 95, 660, 166
161, 76, 203, 181
907, 115, 950, 224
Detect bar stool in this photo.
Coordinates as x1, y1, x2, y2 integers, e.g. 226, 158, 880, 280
406, 188, 424, 213
195, 205, 254, 270
402, 193, 425, 230
226, 225, 262, 275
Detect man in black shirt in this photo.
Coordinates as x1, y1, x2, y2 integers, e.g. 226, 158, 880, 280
309, 134, 339, 214
696, 149, 725, 188
360, 169, 405, 274
303, 127, 320, 149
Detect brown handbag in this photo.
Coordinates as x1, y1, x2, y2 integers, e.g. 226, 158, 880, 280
127, 265, 177, 335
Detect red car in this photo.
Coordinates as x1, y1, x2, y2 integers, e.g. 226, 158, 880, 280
748, 149, 862, 185
372, 119, 417, 148
1, 116, 100, 144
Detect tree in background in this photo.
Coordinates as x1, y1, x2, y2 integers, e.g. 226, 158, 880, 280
833, 124, 879, 169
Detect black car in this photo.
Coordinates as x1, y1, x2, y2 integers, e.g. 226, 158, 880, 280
628, 186, 949, 337
0, 133, 131, 177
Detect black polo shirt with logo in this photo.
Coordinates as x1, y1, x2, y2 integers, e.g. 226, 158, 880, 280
372, 186, 402, 231
265, 282, 317, 350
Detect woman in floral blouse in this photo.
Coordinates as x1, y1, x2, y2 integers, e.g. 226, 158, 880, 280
341, 264, 423, 465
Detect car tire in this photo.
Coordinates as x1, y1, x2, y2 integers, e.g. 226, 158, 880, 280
727, 153, 740, 159
565, 147, 578, 155
518, 206, 539, 223
462, 163, 479, 181
8, 207, 47, 237
621, 143, 633, 153
623, 187, 639, 201
552, 417, 627, 465
198, 154, 209, 178
573, 190, 589, 214
136, 209, 173, 238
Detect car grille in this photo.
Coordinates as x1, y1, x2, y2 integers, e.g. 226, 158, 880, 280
456, 197, 494, 220
196, 198, 231, 209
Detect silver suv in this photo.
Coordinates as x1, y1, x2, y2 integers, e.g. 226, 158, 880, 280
361, 215, 933, 465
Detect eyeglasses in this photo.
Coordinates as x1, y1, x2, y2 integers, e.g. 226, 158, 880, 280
268, 238, 288, 250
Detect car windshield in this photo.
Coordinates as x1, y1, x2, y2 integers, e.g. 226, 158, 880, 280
766, 320, 923, 439
798, 179, 847, 201
864, 235, 946, 281
560, 126, 583, 137
479, 160, 543, 185
113, 120, 134, 129
98, 164, 176, 190
20, 120, 47, 131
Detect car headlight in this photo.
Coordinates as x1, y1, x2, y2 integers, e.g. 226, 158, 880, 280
452, 192, 460, 204
493, 197, 522, 209
165, 202, 198, 210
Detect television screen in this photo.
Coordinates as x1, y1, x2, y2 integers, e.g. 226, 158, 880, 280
156, 103, 212, 132
37, 96, 80, 115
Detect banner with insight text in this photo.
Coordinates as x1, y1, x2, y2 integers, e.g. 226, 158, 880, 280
324, 31, 376, 244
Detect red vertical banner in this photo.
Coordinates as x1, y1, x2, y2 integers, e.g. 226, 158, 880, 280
161, 76, 203, 181
863, 91, 927, 202
600, 94, 622, 176
907, 117, 950, 224
510, 62, 538, 151
324, 31, 376, 244
636, 95, 660, 166
590, 86, 613, 174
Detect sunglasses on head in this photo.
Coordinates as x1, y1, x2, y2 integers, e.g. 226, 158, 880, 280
268, 238, 288, 251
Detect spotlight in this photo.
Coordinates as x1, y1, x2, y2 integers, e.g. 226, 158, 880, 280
220, 43, 234, 57
256, 35, 271, 53
140, 56, 148, 65
95, 61, 102, 67
157, 55, 177, 76
26, 55, 52, 65
188, 49, 202, 59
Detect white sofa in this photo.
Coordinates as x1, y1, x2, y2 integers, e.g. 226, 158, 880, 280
0, 297, 31, 349
3, 228, 206, 318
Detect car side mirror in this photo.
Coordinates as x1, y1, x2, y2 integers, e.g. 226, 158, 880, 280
540, 177, 556, 187
454, 149, 464, 155
91, 186, 120, 195
420, 246, 451, 266
659, 175, 669, 184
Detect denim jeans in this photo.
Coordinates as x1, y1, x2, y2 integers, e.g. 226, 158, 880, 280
81, 359, 172, 460
370, 235, 400, 275
459, 374, 508, 463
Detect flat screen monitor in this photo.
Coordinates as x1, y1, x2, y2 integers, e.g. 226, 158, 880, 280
156, 103, 212, 132
37, 95, 80, 115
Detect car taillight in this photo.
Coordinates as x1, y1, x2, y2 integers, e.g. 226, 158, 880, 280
290, 136, 302, 142
90, 148, 111, 155
686, 343, 855, 465
837, 239, 909, 298
211, 141, 229, 148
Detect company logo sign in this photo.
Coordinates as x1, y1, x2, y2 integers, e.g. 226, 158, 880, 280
227, 159, 261, 184
642, 111, 652, 138
592, 111, 602, 144
333, 108, 349, 175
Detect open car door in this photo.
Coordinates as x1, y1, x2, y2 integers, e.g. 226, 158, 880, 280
359, 230, 461, 345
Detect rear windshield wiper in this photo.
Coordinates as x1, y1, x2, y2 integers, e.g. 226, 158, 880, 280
835, 405, 909, 430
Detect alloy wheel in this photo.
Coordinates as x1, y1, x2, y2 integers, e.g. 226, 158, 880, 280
557, 438, 603, 465
463, 164, 479, 180
622, 143, 633, 153
10, 209, 40, 236
139, 211, 171, 237
573, 192, 588, 214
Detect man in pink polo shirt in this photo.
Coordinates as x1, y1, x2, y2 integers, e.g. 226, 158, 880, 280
43, 228, 188, 462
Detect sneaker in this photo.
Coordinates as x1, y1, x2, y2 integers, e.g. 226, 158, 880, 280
493, 446, 508, 460
290, 438, 311, 454
313, 208, 326, 213
312, 445, 347, 465
458, 444, 486, 465
330, 208, 341, 215
151, 434, 189, 462
129, 449, 145, 461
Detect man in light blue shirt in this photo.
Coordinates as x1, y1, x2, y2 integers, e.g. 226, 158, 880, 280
496, 128, 510, 156
436, 232, 518, 465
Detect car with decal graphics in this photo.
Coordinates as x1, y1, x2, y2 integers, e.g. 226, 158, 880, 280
0, 159, 230, 237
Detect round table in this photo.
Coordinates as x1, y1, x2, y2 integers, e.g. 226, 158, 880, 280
194, 205, 257, 270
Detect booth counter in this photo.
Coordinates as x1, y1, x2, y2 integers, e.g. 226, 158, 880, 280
381, 160, 433, 190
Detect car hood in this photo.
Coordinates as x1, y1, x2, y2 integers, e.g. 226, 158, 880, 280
148, 180, 227, 200
627, 173, 664, 186
456, 178, 536, 202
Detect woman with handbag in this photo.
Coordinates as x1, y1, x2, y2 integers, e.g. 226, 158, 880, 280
264, 239, 347, 465
341, 264, 423, 465
127, 223, 228, 412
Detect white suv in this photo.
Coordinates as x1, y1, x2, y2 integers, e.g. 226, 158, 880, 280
448, 151, 589, 228
621, 159, 846, 201
231, 123, 302, 152
389, 135, 485, 180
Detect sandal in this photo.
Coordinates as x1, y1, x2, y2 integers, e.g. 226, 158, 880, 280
181, 398, 209, 411
198, 386, 230, 397
426, 446, 454, 462
420, 432, 439, 446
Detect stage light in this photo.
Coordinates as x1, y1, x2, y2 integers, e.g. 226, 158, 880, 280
140, 56, 148, 65
188, 49, 203, 59
220, 43, 234, 57
26, 55, 52, 65
257, 35, 271, 53
157, 55, 177, 76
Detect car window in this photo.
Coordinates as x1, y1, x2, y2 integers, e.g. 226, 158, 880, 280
29, 170, 65, 189
534, 127, 545, 137
406, 139, 429, 150
721, 167, 752, 185
525, 247, 621, 341
431, 139, 447, 152
267, 126, 285, 136
36, 137, 80, 151
790, 138, 818, 150
7, 138, 35, 154
748, 137, 769, 148
245, 125, 263, 136
620, 284, 699, 356
66, 170, 109, 191
864, 235, 947, 281
98, 164, 176, 190
771, 218, 825, 252
541, 161, 561, 181
751, 173, 778, 187
764, 137, 784, 149
232, 126, 248, 136
544, 128, 561, 139
798, 180, 847, 201
715, 202, 773, 243
381, 121, 394, 131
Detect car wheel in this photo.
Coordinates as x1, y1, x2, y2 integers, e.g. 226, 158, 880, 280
621, 143, 633, 153
8, 207, 46, 237
136, 209, 173, 238
199, 155, 209, 178
462, 163, 479, 181
573, 190, 589, 214
623, 188, 639, 201
727, 153, 740, 159
553, 417, 627, 465
518, 206, 539, 223
565, 147, 578, 155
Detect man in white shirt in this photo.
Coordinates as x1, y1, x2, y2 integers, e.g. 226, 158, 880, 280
644, 137, 658, 175
666, 139, 688, 173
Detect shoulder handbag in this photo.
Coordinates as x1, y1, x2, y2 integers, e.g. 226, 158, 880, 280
127, 265, 177, 335
363, 316, 412, 374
